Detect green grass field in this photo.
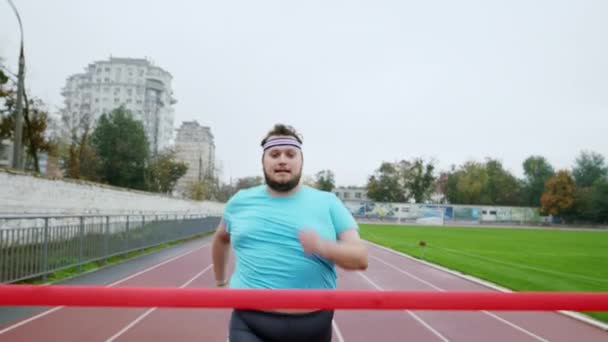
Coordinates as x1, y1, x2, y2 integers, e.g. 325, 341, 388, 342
359, 224, 608, 323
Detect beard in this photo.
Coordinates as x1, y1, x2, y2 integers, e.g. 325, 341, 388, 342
264, 169, 302, 193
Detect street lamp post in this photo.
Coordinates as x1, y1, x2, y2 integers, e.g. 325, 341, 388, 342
7, 0, 26, 170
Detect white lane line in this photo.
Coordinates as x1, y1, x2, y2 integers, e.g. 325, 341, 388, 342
370, 255, 443, 291
108, 243, 209, 287
357, 272, 450, 342
332, 319, 345, 342
0, 307, 65, 335
105, 264, 213, 342
0, 243, 209, 335
483, 312, 549, 342
370, 253, 549, 342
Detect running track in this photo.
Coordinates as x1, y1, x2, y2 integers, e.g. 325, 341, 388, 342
0, 238, 606, 341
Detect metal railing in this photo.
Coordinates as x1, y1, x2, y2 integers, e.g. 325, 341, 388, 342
0, 213, 221, 284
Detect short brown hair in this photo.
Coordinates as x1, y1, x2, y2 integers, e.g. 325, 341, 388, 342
260, 124, 303, 147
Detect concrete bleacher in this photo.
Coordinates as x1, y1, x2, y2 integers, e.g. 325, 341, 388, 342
0, 168, 224, 216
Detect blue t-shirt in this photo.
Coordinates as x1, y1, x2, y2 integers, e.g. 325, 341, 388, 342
223, 185, 358, 289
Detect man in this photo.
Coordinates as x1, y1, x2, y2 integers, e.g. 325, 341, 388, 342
212, 123, 368, 342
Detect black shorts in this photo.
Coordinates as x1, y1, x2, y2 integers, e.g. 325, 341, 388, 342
229, 309, 334, 342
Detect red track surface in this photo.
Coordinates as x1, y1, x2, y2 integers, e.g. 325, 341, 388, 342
0, 241, 606, 341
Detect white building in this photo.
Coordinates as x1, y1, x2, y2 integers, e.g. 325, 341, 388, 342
174, 121, 216, 196
60, 57, 176, 154
333, 187, 369, 202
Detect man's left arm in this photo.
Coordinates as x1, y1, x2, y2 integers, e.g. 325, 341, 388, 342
299, 228, 368, 271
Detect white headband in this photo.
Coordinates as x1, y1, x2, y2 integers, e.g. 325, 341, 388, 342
262, 137, 302, 151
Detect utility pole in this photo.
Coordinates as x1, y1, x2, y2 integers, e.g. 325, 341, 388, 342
7, 0, 26, 170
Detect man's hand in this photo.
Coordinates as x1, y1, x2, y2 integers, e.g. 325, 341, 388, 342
298, 229, 326, 255
299, 228, 368, 271
212, 219, 231, 288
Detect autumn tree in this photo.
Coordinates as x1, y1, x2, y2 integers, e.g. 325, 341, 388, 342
0, 84, 54, 172
540, 170, 576, 218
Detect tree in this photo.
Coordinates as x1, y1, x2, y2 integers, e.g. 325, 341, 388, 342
301, 175, 317, 188
146, 148, 188, 194
315, 169, 335, 192
571, 177, 608, 224
60, 113, 101, 181
568, 151, 608, 223
186, 179, 208, 201
366, 162, 405, 202
91, 107, 149, 190
401, 158, 436, 203
0, 69, 8, 97
483, 159, 521, 205
589, 181, 608, 223
0, 86, 54, 172
214, 182, 236, 202
445, 161, 487, 204
572, 151, 607, 187
430, 172, 450, 203
185, 175, 221, 201
521, 155, 555, 206
234, 176, 264, 191
445, 159, 520, 206
540, 170, 575, 218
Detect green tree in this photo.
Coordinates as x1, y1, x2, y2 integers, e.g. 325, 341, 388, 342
445, 161, 487, 204
521, 155, 555, 206
571, 179, 608, 224
315, 169, 335, 192
146, 148, 188, 193
92, 107, 149, 190
401, 158, 436, 203
571, 186, 595, 222
445, 159, 520, 206
366, 162, 405, 202
589, 181, 608, 223
572, 151, 607, 187
483, 159, 521, 205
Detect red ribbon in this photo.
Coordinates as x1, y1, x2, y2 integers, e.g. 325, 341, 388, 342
1, 285, 607, 311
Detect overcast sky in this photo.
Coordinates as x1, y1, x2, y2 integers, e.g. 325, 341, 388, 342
1, 0, 607, 186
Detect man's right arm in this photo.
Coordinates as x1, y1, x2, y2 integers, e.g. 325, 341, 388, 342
212, 219, 231, 287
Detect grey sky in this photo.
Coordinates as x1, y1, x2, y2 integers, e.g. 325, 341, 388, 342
1, 0, 607, 186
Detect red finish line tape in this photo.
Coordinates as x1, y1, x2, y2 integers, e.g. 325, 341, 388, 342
1, 285, 607, 311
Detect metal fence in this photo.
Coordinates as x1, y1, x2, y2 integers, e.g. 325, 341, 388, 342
0, 213, 221, 284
